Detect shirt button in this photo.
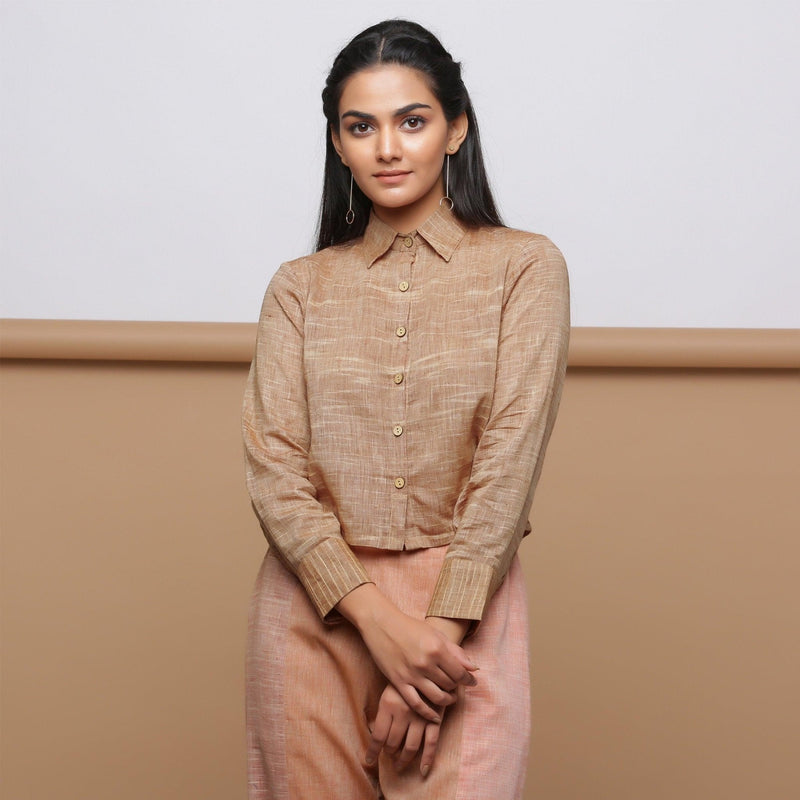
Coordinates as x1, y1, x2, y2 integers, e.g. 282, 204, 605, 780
403, 236, 413, 247
398, 280, 410, 292
394, 477, 406, 489
395, 326, 407, 338
392, 425, 403, 437
393, 372, 404, 384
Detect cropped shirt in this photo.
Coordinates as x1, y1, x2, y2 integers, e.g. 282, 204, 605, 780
243, 205, 570, 622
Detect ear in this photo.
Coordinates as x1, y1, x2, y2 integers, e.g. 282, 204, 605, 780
445, 112, 469, 155
330, 125, 348, 167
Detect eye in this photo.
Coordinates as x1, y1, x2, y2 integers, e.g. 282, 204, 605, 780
348, 121, 373, 136
401, 116, 426, 131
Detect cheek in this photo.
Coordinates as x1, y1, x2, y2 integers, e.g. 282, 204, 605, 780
341, 145, 368, 173
408, 138, 446, 170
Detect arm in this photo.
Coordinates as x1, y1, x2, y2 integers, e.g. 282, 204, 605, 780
243, 262, 371, 618
427, 237, 571, 623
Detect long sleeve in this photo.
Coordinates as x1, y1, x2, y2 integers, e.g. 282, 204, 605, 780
426, 236, 570, 622
242, 261, 371, 619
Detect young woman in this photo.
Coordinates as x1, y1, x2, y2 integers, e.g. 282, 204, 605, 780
243, 19, 570, 800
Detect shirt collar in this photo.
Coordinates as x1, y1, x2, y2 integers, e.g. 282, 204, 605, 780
361, 205, 466, 268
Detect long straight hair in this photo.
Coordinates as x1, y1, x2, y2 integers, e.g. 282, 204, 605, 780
316, 20, 503, 251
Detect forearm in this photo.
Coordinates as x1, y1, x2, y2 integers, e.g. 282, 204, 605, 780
335, 582, 392, 632
338, 584, 470, 642
336, 585, 470, 648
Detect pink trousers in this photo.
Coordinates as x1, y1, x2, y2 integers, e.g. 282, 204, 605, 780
246, 546, 530, 799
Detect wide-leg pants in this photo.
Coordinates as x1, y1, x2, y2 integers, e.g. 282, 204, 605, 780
246, 545, 530, 800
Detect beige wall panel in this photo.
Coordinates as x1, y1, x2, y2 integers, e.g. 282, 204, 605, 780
523, 369, 799, 799
1, 361, 262, 799
1, 359, 798, 799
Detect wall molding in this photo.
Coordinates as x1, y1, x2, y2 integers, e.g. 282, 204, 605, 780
1, 319, 798, 369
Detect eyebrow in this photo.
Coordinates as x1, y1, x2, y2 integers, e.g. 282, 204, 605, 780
340, 103, 433, 122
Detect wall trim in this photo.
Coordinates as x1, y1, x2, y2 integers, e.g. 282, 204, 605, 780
1, 319, 798, 368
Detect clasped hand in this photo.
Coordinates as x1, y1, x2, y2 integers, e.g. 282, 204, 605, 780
365, 614, 474, 775
337, 584, 477, 723
336, 585, 477, 776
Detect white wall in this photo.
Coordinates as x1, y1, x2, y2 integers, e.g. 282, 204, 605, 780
2, 0, 798, 327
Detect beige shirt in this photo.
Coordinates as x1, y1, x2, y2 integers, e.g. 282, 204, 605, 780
243, 206, 570, 622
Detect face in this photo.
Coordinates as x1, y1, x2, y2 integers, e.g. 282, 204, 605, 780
331, 64, 467, 232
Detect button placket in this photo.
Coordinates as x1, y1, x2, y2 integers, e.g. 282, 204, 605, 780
388, 238, 414, 525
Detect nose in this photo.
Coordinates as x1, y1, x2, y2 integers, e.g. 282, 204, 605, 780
376, 127, 401, 163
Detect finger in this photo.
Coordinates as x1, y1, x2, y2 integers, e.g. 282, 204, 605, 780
436, 662, 480, 692
439, 648, 479, 687
366, 713, 392, 766
428, 667, 458, 693
417, 678, 458, 708
398, 686, 441, 724
420, 719, 442, 778
394, 720, 425, 772
383, 716, 406, 756
453, 665, 478, 687
365, 733, 384, 767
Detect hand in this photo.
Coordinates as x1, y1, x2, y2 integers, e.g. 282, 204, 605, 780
366, 684, 446, 777
336, 585, 477, 723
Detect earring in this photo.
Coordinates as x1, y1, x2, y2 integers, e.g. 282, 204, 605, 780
440, 153, 454, 210
345, 172, 355, 225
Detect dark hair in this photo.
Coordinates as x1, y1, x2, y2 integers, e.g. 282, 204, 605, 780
315, 19, 503, 251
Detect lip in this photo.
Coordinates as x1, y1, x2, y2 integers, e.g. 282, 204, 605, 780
374, 170, 411, 184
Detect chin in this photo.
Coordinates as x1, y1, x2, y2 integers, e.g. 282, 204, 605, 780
376, 197, 419, 209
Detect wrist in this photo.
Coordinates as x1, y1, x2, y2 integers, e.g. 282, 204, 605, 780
335, 582, 390, 632
426, 615, 470, 644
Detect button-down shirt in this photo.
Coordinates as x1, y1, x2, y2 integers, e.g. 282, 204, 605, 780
243, 206, 570, 622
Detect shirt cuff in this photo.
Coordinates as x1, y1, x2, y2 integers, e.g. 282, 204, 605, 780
425, 557, 496, 622
296, 537, 371, 620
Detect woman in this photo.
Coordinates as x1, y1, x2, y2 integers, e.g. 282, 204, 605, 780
243, 19, 569, 800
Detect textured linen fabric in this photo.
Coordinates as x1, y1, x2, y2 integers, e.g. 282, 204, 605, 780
246, 545, 531, 800
242, 205, 569, 621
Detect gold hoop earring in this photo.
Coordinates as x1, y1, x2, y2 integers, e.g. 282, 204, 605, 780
345, 172, 355, 225
440, 154, 454, 210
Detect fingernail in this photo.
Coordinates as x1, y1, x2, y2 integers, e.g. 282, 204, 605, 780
421, 764, 430, 777
365, 755, 375, 766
